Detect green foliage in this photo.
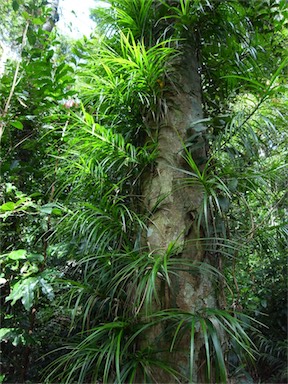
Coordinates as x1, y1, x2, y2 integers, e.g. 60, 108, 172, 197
208, 32, 288, 384
1, 247, 56, 311
74, 31, 179, 142
177, 151, 231, 236
91, 0, 155, 41
0, 1, 76, 381
1, 0, 287, 383
45, 319, 181, 383
45, 307, 254, 384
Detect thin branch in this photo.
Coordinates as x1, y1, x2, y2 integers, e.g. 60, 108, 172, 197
0, 21, 29, 143
220, 94, 268, 151
246, 193, 287, 239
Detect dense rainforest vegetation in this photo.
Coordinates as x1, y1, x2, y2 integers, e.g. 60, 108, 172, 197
0, 0, 287, 383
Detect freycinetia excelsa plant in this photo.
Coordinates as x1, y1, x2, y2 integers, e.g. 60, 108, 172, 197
1, 0, 287, 382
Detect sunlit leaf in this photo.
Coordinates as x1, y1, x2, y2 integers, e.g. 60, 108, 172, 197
10, 121, 23, 130
0, 202, 16, 211
8, 249, 27, 260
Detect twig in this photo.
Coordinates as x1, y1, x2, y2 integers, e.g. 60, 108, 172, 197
246, 193, 287, 239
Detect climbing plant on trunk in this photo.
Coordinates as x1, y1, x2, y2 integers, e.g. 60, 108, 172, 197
44, 1, 287, 383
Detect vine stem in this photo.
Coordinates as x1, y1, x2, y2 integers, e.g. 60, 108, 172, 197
0, 21, 29, 142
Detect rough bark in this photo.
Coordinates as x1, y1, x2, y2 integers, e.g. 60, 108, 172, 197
42, 0, 59, 32
141, 44, 218, 382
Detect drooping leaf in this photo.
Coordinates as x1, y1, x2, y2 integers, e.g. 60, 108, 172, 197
32, 17, 43, 25
10, 121, 23, 130
7, 249, 27, 260
26, 253, 44, 262
39, 278, 55, 301
27, 27, 36, 46
20, 277, 39, 311
40, 203, 63, 215
6, 277, 39, 311
0, 202, 16, 211
12, 0, 19, 11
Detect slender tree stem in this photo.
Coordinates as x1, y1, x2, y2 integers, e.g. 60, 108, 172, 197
0, 21, 29, 142
220, 93, 269, 150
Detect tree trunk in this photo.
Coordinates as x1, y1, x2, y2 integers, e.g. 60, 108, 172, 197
141, 43, 218, 382
42, 0, 59, 32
